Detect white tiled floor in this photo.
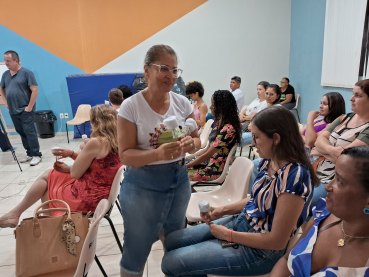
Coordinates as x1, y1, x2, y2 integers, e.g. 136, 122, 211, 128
0, 133, 253, 276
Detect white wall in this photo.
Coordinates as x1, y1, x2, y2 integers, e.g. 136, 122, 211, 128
95, 0, 291, 107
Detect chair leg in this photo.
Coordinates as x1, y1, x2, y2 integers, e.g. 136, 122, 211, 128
248, 147, 252, 159
66, 123, 69, 144
76, 126, 82, 137
94, 255, 108, 277
297, 110, 301, 122
239, 146, 243, 156
104, 214, 123, 253
115, 199, 122, 215
84, 122, 86, 134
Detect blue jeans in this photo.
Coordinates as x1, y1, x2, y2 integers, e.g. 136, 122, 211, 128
119, 161, 191, 274
10, 110, 41, 157
281, 102, 295, 110
162, 213, 285, 277
241, 132, 252, 146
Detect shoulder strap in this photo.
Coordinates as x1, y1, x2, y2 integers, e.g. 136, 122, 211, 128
318, 219, 342, 233
339, 114, 351, 123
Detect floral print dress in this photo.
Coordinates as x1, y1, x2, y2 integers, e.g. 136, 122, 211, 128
188, 123, 236, 181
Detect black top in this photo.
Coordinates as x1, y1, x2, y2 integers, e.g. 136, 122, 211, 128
280, 85, 295, 103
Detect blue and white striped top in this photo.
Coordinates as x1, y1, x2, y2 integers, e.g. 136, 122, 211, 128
243, 159, 313, 234
287, 198, 369, 277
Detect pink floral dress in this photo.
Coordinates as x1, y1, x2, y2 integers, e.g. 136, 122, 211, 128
188, 123, 236, 181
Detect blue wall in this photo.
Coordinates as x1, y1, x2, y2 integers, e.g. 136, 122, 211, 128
0, 24, 86, 134
289, 0, 353, 124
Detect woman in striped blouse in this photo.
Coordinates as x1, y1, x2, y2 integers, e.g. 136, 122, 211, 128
162, 106, 320, 277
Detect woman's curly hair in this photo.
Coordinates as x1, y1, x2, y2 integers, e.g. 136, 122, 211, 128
212, 90, 241, 144
90, 104, 118, 154
185, 81, 204, 98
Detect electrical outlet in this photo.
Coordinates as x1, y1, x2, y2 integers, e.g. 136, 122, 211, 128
60, 113, 64, 119
64, 113, 69, 119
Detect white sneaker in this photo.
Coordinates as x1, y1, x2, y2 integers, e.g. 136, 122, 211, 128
19, 156, 32, 163
30, 156, 42, 166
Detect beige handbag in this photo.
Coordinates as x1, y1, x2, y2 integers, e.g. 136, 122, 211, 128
14, 199, 90, 277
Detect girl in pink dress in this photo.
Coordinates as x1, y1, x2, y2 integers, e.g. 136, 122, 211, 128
186, 81, 208, 130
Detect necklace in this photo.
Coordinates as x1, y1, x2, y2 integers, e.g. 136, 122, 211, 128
338, 221, 369, 247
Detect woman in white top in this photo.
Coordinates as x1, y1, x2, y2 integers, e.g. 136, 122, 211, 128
117, 45, 201, 277
241, 84, 282, 146
239, 81, 269, 125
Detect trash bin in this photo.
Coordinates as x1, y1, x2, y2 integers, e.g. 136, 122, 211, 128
34, 110, 57, 138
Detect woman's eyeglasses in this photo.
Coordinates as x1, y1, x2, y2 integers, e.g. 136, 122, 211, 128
151, 64, 183, 77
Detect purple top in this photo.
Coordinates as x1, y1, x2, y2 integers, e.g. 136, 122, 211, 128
302, 119, 328, 136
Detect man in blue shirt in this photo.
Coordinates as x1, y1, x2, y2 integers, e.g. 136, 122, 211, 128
0, 51, 42, 165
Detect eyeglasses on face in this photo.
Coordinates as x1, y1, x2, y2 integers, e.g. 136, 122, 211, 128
265, 92, 275, 97
151, 64, 183, 77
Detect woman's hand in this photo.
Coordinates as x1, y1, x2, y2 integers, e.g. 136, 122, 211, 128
240, 115, 246, 122
52, 148, 73, 158
200, 206, 225, 224
307, 111, 320, 122
53, 161, 71, 173
180, 136, 196, 154
209, 223, 230, 241
310, 147, 322, 157
155, 141, 182, 161
329, 146, 345, 161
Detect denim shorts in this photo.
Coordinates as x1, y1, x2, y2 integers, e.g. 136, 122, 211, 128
119, 159, 191, 274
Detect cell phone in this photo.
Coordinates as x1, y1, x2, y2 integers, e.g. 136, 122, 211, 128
220, 240, 239, 249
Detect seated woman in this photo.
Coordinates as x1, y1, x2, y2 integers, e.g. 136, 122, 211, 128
187, 90, 241, 181
270, 146, 369, 277
186, 81, 208, 130
239, 81, 269, 128
241, 84, 282, 146
0, 104, 122, 227
162, 106, 319, 277
311, 79, 369, 209
301, 92, 345, 149
280, 77, 296, 109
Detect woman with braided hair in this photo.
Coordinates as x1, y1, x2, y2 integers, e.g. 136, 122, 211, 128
186, 90, 241, 181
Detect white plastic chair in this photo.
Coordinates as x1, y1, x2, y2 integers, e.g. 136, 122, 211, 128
200, 119, 214, 149
36, 199, 110, 277
186, 157, 254, 222
207, 228, 301, 277
101, 165, 125, 253
190, 145, 237, 187
186, 119, 215, 160
66, 104, 91, 143
291, 94, 300, 122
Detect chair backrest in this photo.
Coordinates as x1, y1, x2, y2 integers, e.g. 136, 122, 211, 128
200, 119, 214, 149
216, 157, 254, 199
191, 144, 238, 186
107, 165, 125, 206
74, 199, 110, 277
75, 104, 91, 121
293, 94, 300, 110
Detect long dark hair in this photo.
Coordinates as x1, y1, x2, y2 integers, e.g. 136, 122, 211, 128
267, 84, 282, 104
252, 106, 320, 186
323, 92, 346, 123
212, 90, 241, 144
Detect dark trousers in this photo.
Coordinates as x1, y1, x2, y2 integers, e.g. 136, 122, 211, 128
10, 111, 42, 157
0, 129, 10, 151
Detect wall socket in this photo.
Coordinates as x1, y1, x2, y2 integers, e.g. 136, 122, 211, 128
64, 113, 69, 119
60, 113, 64, 119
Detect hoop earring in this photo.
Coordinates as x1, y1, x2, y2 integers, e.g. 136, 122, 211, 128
364, 208, 369, 215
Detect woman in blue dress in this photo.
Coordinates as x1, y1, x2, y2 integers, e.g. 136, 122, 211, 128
270, 146, 369, 277
162, 106, 320, 276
